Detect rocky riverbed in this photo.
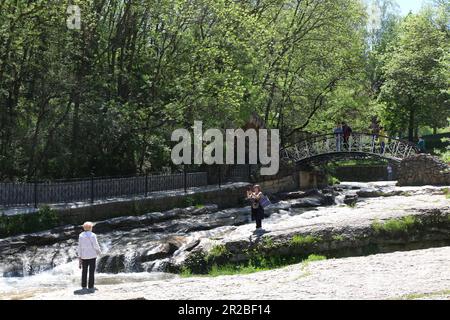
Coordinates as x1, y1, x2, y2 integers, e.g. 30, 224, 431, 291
24, 246, 450, 300
0, 182, 449, 300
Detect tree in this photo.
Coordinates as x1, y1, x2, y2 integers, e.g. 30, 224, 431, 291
378, 8, 450, 141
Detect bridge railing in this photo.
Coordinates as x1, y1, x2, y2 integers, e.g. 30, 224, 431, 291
281, 132, 419, 163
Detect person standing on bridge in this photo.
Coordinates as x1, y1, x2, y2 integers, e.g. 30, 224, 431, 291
417, 137, 426, 153
378, 127, 387, 154
369, 118, 381, 153
342, 122, 353, 151
78, 222, 102, 294
334, 123, 343, 152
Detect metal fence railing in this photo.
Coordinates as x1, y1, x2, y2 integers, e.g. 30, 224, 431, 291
0, 172, 209, 208
0, 164, 292, 208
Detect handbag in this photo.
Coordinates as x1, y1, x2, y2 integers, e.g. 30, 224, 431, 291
259, 195, 272, 208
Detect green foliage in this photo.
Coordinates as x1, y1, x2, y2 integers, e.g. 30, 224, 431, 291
330, 159, 388, 167
328, 176, 341, 186
332, 235, 345, 242
262, 237, 276, 249
206, 244, 230, 264
434, 137, 450, 162
182, 197, 196, 208
395, 290, 450, 301
377, 9, 450, 140
443, 188, 450, 199
290, 235, 322, 247
0, 0, 447, 182
371, 216, 418, 234
182, 254, 327, 277
0, 0, 369, 181
183, 194, 204, 208
179, 267, 193, 278
303, 254, 327, 263
438, 150, 450, 163
0, 206, 60, 238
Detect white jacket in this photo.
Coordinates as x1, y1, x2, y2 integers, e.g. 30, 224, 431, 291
78, 231, 102, 260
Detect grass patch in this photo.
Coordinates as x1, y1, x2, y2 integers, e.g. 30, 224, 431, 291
331, 159, 388, 167
181, 254, 328, 278
262, 237, 276, 249
180, 267, 193, 278
371, 216, 418, 235
393, 289, 450, 300
290, 235, 322, 246
332, 235, 345, 242
443, 188, 450, 199
303, 254, 327, 263
182, 194, 204, 208
205, 244, 230, 263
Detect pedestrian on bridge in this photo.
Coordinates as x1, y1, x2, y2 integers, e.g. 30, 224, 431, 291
342, 122, 353, 151
417, 137, 426, 153
369, 118, 381, 153
378, 127, 387, 154
334, 123, 343, 152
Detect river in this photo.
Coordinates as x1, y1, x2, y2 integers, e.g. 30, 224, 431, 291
0, 181, 449, 300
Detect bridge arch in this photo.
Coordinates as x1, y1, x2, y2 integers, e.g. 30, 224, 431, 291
281, 133, 419, 165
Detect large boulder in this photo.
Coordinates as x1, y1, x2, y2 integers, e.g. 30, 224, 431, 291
397, 154, 450, 186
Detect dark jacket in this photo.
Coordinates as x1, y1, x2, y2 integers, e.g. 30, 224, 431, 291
343, 125, 353, 139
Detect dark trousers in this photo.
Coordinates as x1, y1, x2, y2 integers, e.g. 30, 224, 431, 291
252, 207, 264, 229
256, 217, 262, 229
81, 258, 96, 289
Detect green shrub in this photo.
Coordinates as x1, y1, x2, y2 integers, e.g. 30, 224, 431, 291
262, 237, 276, 249
182, 253, 328, 277
0, 206, 60, 238
332, 234, 345, 242
328, 176, 341, 186
182, 194, 204, 208
290, 235, 321, 246
435, 148, 450, 163
304, 254, 327, 263
443, 188, 450, 199
206, 244, 230, 263
182, 197, 195, 207
372, 216, 418, 234
180, 267, 193, 278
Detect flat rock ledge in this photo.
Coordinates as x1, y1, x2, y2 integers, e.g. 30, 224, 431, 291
28, 247, 450, 300
172, 194, 450, 273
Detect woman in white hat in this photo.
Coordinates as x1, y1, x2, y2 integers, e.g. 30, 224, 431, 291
78, 222, 102, 293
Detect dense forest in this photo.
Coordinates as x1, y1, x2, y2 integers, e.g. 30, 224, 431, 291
0, 0, 448, 180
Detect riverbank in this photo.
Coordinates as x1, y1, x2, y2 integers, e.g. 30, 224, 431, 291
24, 246, 450, 300
1, 182, 449, 300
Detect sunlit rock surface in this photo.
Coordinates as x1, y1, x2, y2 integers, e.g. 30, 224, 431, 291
0, 182, 449, 299
13, 247, 450, 300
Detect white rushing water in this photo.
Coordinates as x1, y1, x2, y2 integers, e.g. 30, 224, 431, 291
0, 259, 176, 300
